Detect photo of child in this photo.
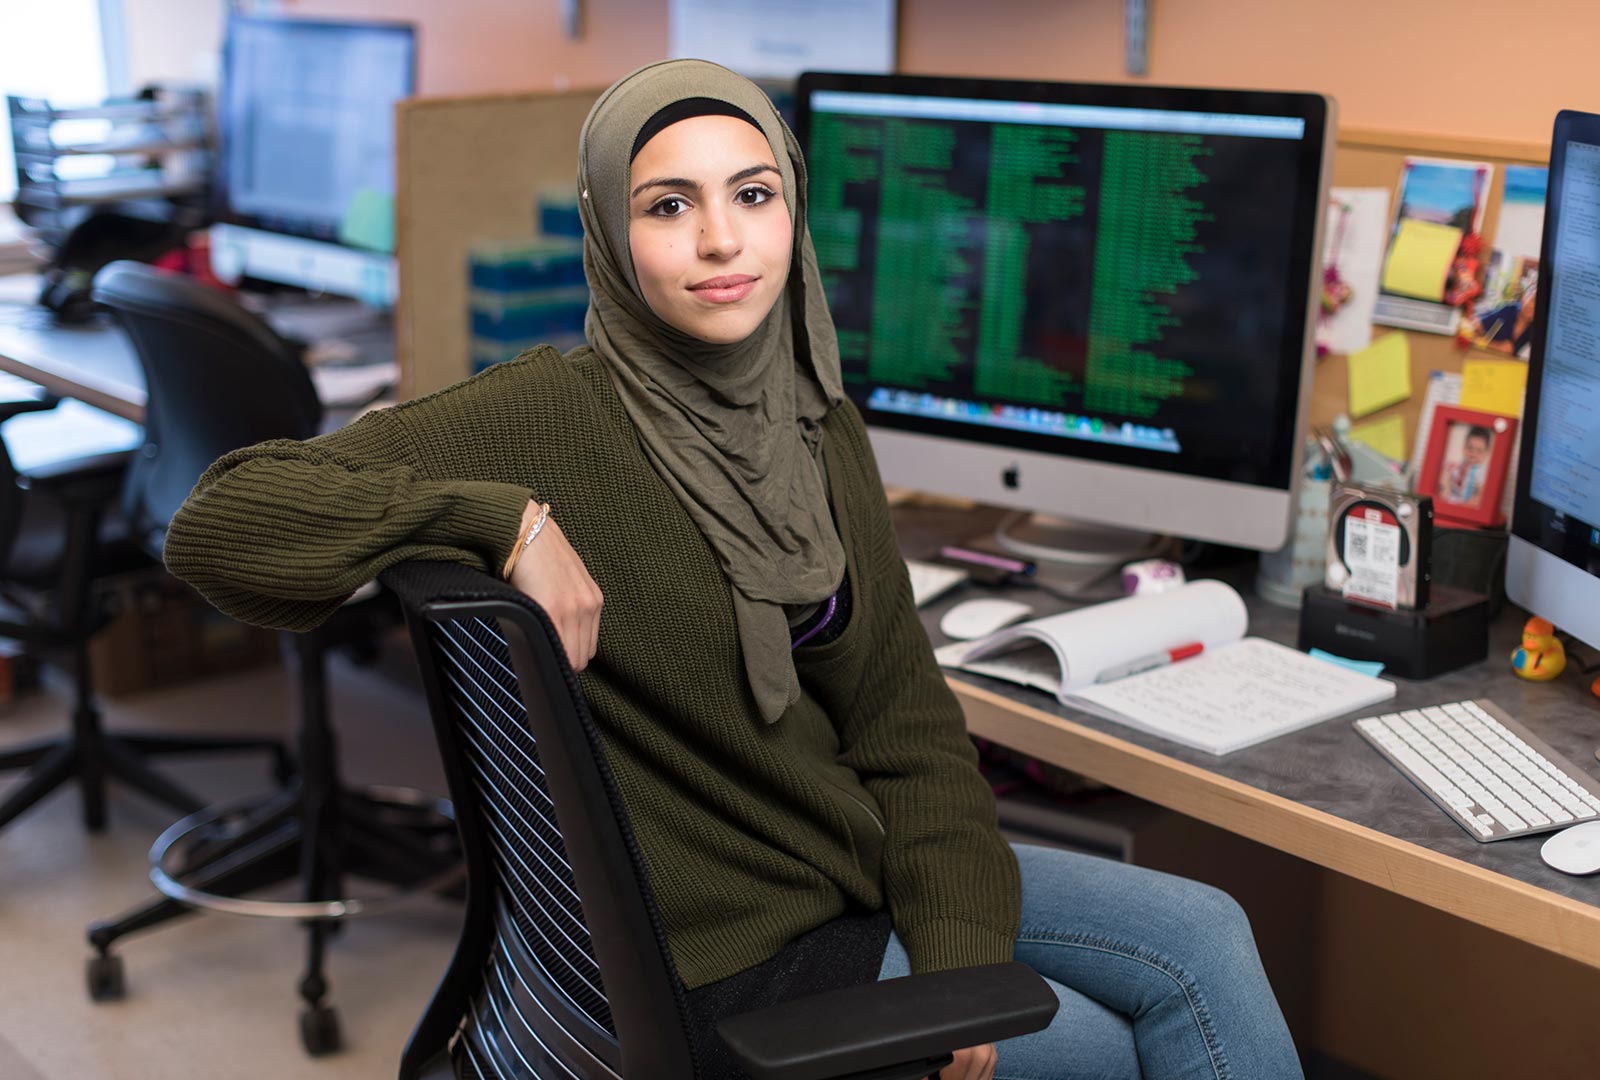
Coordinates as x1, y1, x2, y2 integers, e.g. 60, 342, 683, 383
1440, 422, 1494, 508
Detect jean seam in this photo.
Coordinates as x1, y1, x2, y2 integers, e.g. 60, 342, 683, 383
1015, 929, 1230, 1080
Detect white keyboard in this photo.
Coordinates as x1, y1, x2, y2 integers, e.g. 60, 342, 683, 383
1356, 700, 1600, 842
906, 559, 968, 608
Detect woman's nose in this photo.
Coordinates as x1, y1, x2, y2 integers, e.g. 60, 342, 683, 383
698, 205, 741, 259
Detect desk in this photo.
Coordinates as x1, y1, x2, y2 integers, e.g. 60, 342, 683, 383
0, 273, 397, 426
897, 503, 1600, 1075
0, 276, 145, 422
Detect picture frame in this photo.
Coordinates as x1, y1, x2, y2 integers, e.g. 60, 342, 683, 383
1415, 404, 1517, 528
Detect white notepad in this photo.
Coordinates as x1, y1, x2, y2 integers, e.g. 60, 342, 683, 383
1064, 637, 1395, 755
936, 581, 1396, 755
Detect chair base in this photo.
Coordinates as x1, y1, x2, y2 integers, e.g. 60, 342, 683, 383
86, 778, 462, 1056
0, 728, 291, 833
148, 782, 459, 920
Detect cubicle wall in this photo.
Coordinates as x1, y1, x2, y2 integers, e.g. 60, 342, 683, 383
395, 90, 600, 400
396, 92, 1547, 444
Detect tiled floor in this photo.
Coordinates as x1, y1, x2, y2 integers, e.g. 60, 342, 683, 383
0, 647, 462, 1079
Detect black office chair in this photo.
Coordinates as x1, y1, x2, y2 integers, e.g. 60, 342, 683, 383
83, 262, 461, 1055
0, 385, 286, 833
385, 559, 1058, 1080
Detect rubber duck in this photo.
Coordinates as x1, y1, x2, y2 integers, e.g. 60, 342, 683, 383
1511, 617, 1566, 681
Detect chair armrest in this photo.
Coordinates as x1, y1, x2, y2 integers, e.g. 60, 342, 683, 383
715, 961, 1058, 1080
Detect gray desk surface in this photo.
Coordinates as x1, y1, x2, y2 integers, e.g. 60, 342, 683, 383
894, 502, 1600, 964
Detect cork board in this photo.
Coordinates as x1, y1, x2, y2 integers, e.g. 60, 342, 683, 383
397, 104, 1550, 445
1313, 127, 1548, 447
395, 89, 600, 399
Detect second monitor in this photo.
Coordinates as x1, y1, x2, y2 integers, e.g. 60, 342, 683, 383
796, 74, 1335, 553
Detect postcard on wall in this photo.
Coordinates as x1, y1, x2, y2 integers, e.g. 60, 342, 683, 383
1464, 165, 1547, 358
1318, 187, 1391, 356
669, 0, 896, 80
1373, 157, 1494, 336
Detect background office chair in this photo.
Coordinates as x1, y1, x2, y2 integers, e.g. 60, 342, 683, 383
385, 559, 1058, 1080
84, 262, 460, 1055
0, 382, 285, 833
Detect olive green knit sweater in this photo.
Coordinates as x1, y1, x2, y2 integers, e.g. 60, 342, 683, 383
164, 345, 1021, 990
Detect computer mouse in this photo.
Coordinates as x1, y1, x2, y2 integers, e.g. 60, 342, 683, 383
939, 598, 1034, 641
1539, 820, 1600, 876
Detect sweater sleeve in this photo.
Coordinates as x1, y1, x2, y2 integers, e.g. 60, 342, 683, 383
829, 407, 1021, 975
163, 402, 534, 633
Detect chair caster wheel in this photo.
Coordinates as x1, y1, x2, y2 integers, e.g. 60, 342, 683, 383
299, 1004, 342, 1056
86, 953, 125, 1001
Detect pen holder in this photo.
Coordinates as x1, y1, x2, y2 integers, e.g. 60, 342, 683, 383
1256, 474, 1331, 609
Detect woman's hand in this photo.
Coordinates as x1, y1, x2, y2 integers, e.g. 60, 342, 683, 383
507, 502, 604, 672
939, 1044, 996, 1080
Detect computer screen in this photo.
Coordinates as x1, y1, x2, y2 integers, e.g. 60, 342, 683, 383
796, 75, 1333, 551
210, 15, 415, 302
1508, 110, 1600, 648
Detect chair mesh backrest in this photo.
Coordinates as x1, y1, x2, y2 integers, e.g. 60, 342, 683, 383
390, 562, 697, 1080
427, 612, 616, 1040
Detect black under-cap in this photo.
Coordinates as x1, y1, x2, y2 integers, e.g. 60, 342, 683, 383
630, 96, 763, 161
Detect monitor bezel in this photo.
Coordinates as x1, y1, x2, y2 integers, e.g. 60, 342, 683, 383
794, 71, 1334, 549
1507, 109, 1600, 646
213, 13, 418, 247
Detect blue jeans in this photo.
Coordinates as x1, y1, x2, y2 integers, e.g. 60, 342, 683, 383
877, 843, 1304, 1080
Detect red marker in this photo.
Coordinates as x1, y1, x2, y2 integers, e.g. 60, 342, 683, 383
1094, 642, 1205, 684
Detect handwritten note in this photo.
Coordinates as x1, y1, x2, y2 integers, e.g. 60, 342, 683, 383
1347, 332, 1413, 418
1064, 638, 1396, 755
1382, 219, 1462, 300
1459, 358, 1528, 418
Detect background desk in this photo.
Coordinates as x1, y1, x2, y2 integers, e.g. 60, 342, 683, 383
0, 274, 396, 427
0, 276, 145, 422
897, 503, 1600, 1078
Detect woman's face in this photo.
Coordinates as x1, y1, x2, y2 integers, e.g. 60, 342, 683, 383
628, 114, 793, 345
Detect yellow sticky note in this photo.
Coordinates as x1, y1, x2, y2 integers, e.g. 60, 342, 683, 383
1381, 219, 1463, 300
1347, 332, 1413, 418
1349, 413, 1408, 462
1459, 358, 1528, 418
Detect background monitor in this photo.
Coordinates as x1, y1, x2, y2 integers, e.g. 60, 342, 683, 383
210, 14, 416, 305
795, 74, 1334, 554
1507, 109, 1600, 649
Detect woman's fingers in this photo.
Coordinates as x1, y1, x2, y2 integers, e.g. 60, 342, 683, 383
508, 511, 604, 671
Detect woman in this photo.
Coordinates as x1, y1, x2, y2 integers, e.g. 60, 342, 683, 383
166, 59, 1302, 1080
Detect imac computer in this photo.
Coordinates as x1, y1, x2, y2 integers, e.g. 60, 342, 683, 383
209, 15, 416, 306
1507, 109, 1600, 654
794, 74, 1335, 561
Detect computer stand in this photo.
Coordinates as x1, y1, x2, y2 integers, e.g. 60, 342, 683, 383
993, 511, 1171, 593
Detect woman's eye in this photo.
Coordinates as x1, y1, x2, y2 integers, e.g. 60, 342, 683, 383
736, 185, 775, 206
648, 196, 689, 217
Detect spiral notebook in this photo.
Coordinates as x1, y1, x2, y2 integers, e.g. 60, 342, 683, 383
936, 581, 1395, 755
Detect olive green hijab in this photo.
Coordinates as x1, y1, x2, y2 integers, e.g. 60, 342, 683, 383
577, 59, 846, 723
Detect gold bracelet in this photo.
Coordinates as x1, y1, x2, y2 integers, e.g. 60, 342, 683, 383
502, 502, 551, 580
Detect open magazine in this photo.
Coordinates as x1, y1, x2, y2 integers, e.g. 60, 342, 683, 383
936, 581, 1395, 755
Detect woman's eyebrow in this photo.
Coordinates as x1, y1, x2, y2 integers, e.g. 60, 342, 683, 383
631, 175, 698, 199
630, 163, 780, 200
726, 163, 779, 186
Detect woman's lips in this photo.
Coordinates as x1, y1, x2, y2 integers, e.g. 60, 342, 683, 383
688, 274, 758, 303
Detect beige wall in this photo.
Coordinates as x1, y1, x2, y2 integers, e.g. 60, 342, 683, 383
898, 0, 1600, 144
122, 1, 1600, 144
121, 0, 224, 88
286, 0, 667, 96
